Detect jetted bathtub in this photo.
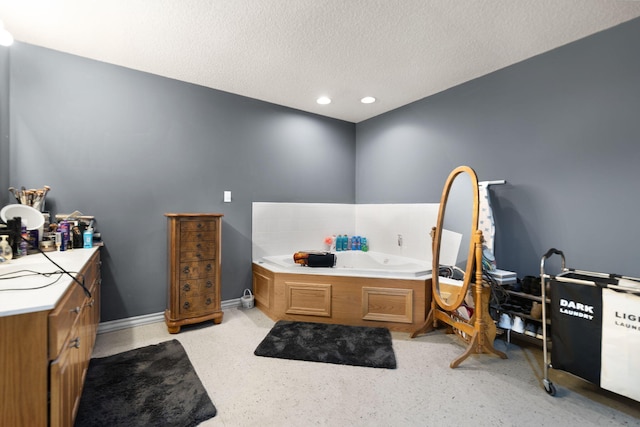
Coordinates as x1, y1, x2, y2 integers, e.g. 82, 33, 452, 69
259, 251, 431, 278
252, 251, 432, 332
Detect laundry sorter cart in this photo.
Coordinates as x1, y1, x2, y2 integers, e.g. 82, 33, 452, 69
540, 248, 640, 401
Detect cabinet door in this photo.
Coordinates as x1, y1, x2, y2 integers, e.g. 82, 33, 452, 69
50, 326, 84, 427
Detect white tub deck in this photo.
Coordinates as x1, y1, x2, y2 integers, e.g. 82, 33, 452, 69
257, 251, 431, 279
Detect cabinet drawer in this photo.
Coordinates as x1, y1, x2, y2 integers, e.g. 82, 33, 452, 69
179, 261, 215, 280
180, 230, 216, 242
179, 293, 217, 316
180, 241, 216, 261
181, 219, 215, 232
49, 284, 86, 360
179, 278, 216, 297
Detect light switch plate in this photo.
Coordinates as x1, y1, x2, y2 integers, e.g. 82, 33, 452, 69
224, 191, 231, 202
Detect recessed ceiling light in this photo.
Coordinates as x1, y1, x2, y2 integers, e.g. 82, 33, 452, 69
316, 96, 331, 105
360, 96, 376, 104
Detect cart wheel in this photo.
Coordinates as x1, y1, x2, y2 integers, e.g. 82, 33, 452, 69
544, 381, 556, 396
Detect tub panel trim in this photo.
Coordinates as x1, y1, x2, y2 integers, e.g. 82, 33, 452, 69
362, 287, 413, 324
253, 265, 273, 310
285, 281, 332, 317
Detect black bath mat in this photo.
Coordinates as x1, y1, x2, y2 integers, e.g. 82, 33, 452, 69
75, 340, 216, 427
254, 320, 397, 369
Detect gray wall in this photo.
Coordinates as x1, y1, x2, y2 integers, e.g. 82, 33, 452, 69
6, 17, 640, 322
6, 43, 355, 321
0, 47, 9, 204
356, 17, 640, 278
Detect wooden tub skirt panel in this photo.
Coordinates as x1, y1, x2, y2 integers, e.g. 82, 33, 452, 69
362, 287, 413, 323
252, 263, 430, 333
285, 282, 332, 317
253, 267, 273, 310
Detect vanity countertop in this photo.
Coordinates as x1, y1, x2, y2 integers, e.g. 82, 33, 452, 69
0, 247, 100, 317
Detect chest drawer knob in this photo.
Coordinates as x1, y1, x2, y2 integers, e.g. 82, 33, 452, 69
206, 280, 213, 288
183, 283, 191, 292
206, 263, 212, 272
69, 337, 81, 349
183, 266, 190, 274
205, 298, 212, 305
197, 223, 203, 229
183, 301, 191, 310
70, 306, 81, 314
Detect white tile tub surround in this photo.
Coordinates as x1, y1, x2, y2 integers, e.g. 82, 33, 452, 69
252, 202, 439, 262
252, 202, 355, 260
355, 204, 438, 261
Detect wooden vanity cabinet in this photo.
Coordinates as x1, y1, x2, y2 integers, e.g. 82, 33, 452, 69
0, 249, 101, 427
49, 250, 101, 427
165, 213, 223, 333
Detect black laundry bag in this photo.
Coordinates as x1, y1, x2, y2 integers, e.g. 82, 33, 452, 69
550, 274, 604, 385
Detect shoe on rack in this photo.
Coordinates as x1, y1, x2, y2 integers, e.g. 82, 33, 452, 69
530, 302, 542, 319
512, 316, 525, 334
536, 326, 544, 340
530, 277, 542, 296
521, 276, 535, 294
524, 322, 537, 337
511, 280, 522, 292
498, 313, 512, 330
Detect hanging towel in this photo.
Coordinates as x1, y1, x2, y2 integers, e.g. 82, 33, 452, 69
478, 183, 495, 255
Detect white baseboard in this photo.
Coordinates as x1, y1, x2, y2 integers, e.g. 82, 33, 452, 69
97, 298, 242, 334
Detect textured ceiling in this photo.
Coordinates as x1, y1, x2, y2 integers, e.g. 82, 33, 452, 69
1, 1, 640, 123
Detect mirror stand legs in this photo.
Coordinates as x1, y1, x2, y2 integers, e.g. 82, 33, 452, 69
450, 328, 508, 368
410, 304, 435, 338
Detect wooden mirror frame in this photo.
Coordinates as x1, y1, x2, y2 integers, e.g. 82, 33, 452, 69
411, 165, 508, 368
431, 165, 479, 312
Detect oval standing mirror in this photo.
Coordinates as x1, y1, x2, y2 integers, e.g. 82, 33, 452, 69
432, 165, 479, 312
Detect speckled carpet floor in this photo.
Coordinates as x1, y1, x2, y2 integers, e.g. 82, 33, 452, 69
89, 306, 640, 426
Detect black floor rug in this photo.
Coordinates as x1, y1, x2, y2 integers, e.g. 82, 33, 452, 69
254, 320, 397, 369
75, 340, 216, 427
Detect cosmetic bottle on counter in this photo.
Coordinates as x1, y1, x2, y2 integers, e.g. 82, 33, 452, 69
19, 222, 28, 257
55, 232, 62, 251
58, 221, 69, 251
83, 228, 93, 248
0, 235, 12, 261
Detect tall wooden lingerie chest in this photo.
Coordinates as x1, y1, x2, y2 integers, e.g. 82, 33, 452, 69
165, 213, 223, 333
